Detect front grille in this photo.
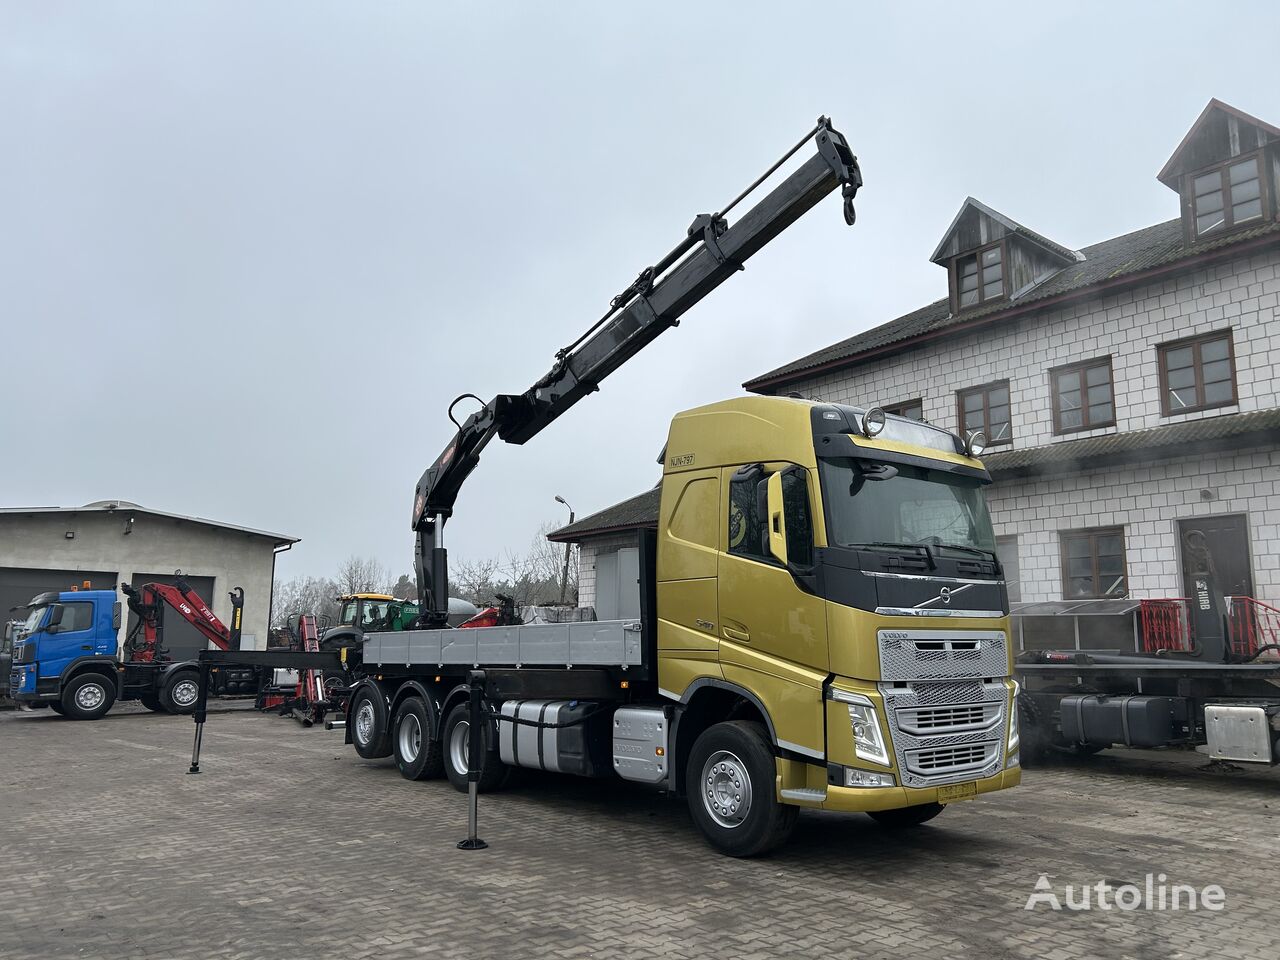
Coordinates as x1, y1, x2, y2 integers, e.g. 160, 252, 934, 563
880, 678, 1008, 788
906, 742, 1000, 777
897, 701, 1001, 735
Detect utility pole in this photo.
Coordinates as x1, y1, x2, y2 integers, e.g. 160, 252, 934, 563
555, 495, 574, 605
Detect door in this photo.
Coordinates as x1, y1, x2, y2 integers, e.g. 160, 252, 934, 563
1178, 515, 1253, 599
38, 600, 98, 683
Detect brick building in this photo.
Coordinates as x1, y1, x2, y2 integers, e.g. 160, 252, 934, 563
744, 99, 1280, 608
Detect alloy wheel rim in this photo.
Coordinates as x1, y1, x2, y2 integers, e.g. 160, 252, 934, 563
76, 683, 106, 710
355, 701, 375, 745
450, 719, 471, 775
701, 750, 752, 829
399, 713, 422, 762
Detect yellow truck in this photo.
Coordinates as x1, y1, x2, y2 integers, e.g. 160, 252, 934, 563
337, 117, 1019, 855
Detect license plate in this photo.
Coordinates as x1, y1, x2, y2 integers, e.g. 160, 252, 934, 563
938, 782, 977, 803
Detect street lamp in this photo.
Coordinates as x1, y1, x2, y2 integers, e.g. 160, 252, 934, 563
555, 496, 575, 605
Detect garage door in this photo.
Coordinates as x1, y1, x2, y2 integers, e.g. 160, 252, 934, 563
125, 573, 219, 663
1, 567, 119, 633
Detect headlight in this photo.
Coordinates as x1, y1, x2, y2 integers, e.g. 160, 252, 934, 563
828, 688, 891, 766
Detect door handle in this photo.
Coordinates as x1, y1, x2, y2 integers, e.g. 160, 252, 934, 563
722, 624, 751, 644
81, 645, 93, 651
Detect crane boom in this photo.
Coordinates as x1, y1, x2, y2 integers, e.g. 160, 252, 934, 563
413, 117, 862, 624
122, 578, 245, 662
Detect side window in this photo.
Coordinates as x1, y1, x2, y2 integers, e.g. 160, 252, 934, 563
780, 468, 814, 567
61, 602, 94, 632
728, 466, 769, 562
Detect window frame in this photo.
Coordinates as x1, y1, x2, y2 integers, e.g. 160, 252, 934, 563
1186, 152, 1271, 240
1049, 356, 1116, 435
1156, 330, 1237, 417
1059, 526, 1128, 600
884, 398, 925, 421
950, 239, 1007, 312
956, 379, 1013, 447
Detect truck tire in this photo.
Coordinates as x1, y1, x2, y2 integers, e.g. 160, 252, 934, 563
442, 701, 507, 793
393, 697, 443, 781
685, 720, 798, 857
139, 695, 165, 713
49, 702, 66, 716
159, 670, 201, 714
350, 686, 393, 759
61, 673, 116, 721
867, 802, 945, 828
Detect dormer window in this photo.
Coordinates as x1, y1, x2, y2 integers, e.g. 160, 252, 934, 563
931, 198, 1078, 316
1192, 155, 1264, 237
956, 243, 1004, 307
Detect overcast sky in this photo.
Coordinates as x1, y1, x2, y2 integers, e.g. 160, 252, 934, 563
3, 2, 1277, 583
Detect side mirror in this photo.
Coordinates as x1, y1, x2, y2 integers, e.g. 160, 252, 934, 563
45, 604, 66, 633
766, 472, 788, 566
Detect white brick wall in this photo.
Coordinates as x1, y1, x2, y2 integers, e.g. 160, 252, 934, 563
987, 444, 1279, 605
779, 244, 1280, 604
784, 247, 1280, 442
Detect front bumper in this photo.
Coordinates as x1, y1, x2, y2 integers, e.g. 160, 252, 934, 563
780, 766, 1020, 812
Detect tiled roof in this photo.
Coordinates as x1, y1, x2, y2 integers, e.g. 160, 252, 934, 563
983, 408, 1280, 479
546, 486, 660, 542
744, 217, 1280, 391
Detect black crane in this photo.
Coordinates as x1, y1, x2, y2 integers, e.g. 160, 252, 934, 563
411, 117, 862, 626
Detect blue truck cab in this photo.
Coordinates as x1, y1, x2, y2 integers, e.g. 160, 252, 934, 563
10, 590, 125, 719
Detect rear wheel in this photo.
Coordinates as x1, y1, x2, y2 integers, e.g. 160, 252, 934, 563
393, 697, 443, 781
159, 670, 201, 714
350, 686, 393, 759
61, 673, 116, 721
441, 701, 507, 793
867, 802, 945, 828
685, 721, 797, 857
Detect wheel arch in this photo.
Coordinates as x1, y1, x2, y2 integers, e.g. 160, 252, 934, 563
62, 658, 120, 690
671, 679, 779, 797
390, 680, 442, 739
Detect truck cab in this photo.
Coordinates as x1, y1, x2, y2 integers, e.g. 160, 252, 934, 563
9, 590, 123, 718
655, 396, 1019, 829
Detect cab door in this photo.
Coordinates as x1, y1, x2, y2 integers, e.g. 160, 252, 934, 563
38, 600, 98, 682
716, 464, 828, 755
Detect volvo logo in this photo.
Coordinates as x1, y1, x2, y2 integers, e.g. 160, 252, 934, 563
915, 582, 974, 609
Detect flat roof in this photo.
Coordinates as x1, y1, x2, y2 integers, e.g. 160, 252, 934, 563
0, 500, 298, 546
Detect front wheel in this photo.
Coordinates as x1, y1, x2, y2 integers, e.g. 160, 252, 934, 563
867, 802, 945, 828
441, 701, 507, 793
49, 702, 66, 716
393, 697, 443, 781
685, 721, 797, 857
61, 673, 116, 721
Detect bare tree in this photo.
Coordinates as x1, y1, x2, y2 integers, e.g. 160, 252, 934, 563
389, 573, 416, 600
334, 555, 390, 596
271, 575, 341, 628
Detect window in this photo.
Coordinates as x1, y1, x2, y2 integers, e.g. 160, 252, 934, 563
1191, 155, 1265, 237
1060, 528, 1127, 599
957, 380, 1012, 445
954, 243, 1004, 309
1051, 358, 1115, 434
1158, 331, 1236, 415
728, 465, 769, 562
996, 536, 1021, 604
57, 602, 95, 633
727, 465, 813, 565
885, 399, 924, 421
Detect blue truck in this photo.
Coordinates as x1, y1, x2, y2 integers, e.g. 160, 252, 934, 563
8, 580, 260, 720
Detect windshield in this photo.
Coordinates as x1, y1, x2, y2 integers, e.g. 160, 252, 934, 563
820, 459, 996, 554
21, 605, 48, 636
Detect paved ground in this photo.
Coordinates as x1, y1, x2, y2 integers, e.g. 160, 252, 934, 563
1, 703, 1277, 960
